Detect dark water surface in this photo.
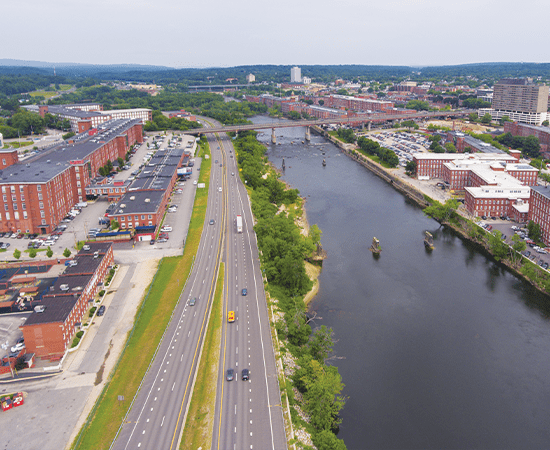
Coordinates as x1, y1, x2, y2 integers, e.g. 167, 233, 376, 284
252, 116, 550, 450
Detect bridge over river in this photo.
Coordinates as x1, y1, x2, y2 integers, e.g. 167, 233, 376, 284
186, 109, 475, 142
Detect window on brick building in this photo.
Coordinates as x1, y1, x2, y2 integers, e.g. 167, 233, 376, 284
37, 185, 41, 191
10, 186, 14, 193
13, 203, 17, 210
41, 219, 46, 225
14, 212, 19, 220
6, 212, 10, 220
23, 211, 27, 219
40, 211, 45, 218
11, 195, 16, 202
4, 204, 7, 212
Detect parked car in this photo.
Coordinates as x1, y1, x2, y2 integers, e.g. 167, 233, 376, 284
11, 342, 25, 353
97, 305, 106, 316
161, 226, 172, 232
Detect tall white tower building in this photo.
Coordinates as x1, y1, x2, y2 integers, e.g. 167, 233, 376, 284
290, 66, 302, 83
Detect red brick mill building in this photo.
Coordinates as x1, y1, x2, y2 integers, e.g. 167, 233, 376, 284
0, 119, 143, 235
20, 242, 114, 360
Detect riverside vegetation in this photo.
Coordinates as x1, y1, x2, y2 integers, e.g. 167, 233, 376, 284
423, 199, 550, 295
234, 130, 347, 450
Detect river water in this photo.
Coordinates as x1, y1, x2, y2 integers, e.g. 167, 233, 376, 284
251, 116, 550, 450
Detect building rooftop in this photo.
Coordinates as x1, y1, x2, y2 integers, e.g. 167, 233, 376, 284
110, 190, 165, 216
465, 185, 530, 199
44, 274, 93, 297
0, 119, 141, 184
530, 185, 550, 200
23, 296, 78, 326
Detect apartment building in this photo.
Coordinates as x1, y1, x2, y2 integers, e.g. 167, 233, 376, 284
479, 78, 549, 125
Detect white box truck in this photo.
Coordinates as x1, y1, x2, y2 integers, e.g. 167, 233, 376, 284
236, 215, 243, 233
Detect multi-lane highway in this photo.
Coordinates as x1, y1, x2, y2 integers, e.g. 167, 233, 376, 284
112, 126, 226, 449
110, 123, 286, 449
211, 132, 286, 450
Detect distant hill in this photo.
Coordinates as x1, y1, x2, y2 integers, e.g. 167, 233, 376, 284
1, 60, 550, 88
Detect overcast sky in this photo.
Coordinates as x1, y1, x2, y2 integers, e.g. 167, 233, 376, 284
4, 0, 549, 68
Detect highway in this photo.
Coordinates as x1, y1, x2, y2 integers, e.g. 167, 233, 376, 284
111, 124, 226, 450
211, 132, 287, 449
110, 122, 286, 449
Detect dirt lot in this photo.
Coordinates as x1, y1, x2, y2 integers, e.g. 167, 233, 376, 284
426, 119, 496, 135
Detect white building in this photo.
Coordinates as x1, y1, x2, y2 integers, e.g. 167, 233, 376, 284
302, 76, 311, 85
291, 66, 302, 83
0, 132, 3, 148
246, 73, 255, 83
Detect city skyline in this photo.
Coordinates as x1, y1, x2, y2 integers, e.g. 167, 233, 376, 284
3, 0, 549, 68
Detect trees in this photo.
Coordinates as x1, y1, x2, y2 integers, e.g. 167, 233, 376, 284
487, 230, 508, 261
405, 160, 417, 176
63, 248, 71, 258
468, 112, 479, 122
480, 113, 492, 124
543, 120, 549, 127
423, 199, 459, 223
405, 100, 430, 111
510, 234, 526, 267
444, 142, 457, 153
29, 248, 37, 258
287, 111, 301, 120
302, 359, 346, 432
527, 220, 542, 244
13, 249, 21, 259
336, 128, 356, 144
46, 246, 53, 258
401, 120, 419, 131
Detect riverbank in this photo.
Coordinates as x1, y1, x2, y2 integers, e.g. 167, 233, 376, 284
324, 131, 550, 297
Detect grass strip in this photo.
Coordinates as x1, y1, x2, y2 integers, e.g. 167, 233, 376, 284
180, 262, 224, 449
72, 140, 211, 450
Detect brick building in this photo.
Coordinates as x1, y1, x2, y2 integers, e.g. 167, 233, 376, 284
108, 146, 189, 233
504, 122, 550, 155
529, 186, 550, 245
0, 119, 143, 235
24, 104, 152, 133
465, 186, 531, 221
20, 242, 114, 359
0, 149, 19, 170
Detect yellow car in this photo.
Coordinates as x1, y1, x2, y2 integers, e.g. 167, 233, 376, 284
228, 311, 235, 323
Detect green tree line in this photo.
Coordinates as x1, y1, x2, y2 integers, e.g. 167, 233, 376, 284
233, 131, 347, 449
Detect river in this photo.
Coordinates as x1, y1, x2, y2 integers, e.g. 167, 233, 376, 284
250, 115, 550, 450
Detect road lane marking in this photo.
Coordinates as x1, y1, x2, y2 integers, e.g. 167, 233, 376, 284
161, 415, 165, 427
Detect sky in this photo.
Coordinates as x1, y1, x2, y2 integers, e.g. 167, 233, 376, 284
4, 0, 550, 68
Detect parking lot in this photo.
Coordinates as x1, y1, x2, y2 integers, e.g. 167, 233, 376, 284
0, 133, 200, 262
478, 219, 550, 270
366, 130, 430, 167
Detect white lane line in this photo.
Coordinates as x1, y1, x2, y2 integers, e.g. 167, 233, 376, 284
188, 331, 191, 337
154, 397, 157, 401
172, 382, 176, 391
235, 404, 237, 414
181, 354, 184, 362
161, 415, 165, 427
142, 430, 145, 434
147, 419, 150, 422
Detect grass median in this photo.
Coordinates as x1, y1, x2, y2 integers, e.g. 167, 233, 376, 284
180, 262, 224, 449
72, 140, 211, 450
